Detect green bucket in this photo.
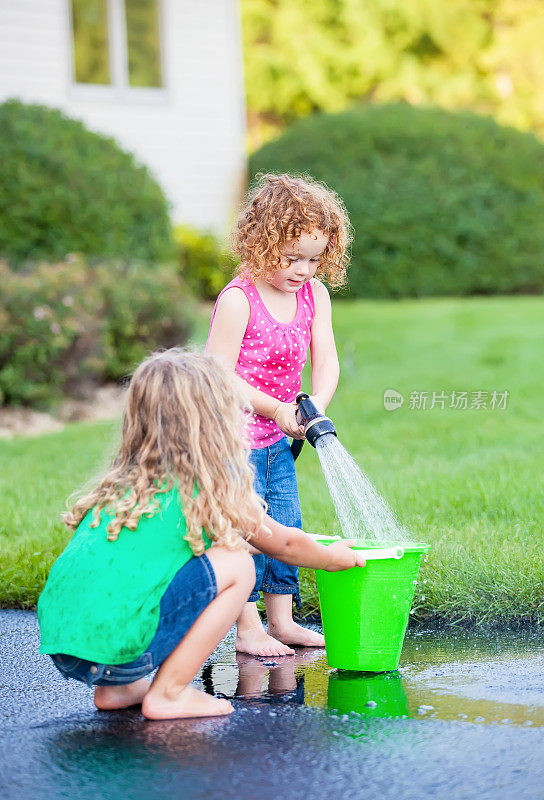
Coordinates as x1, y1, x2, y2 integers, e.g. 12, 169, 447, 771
315, 540, 430, 672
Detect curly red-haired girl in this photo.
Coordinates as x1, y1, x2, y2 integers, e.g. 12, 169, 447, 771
207, 172, 352, 657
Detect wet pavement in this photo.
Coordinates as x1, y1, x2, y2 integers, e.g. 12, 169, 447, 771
1, 610, 544, 800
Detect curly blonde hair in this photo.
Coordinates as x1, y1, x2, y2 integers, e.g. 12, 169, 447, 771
233, 173, 352, 289
64, 348, 266, 554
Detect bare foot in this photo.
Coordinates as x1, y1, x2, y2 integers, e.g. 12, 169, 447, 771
235, 626, 295, 657
267, 621, 325, 648
142, 684, 233, 720
94, 678, 150, 711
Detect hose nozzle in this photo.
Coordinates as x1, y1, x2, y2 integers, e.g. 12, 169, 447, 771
295, 392, 337, 448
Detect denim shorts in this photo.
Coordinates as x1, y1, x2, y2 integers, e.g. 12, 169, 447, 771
249, 436, 302, 609
50, 552, 217, 687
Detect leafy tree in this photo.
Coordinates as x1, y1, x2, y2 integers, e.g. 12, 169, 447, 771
241, 0, 544, 145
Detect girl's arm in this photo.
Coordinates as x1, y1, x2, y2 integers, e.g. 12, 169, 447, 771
309, 280, 340, 413
207, 289, 304, 438
205, 287, 249, 366
250, 513, 365, 572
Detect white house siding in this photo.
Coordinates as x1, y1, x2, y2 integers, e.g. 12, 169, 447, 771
0, 0, 246, 232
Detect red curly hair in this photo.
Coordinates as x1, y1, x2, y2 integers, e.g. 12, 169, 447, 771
233, 173, 352, 289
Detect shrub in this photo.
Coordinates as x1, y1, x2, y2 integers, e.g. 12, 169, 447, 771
0, 258, 194, 407
0, 99, 173, 265
98, 261, 195, 382
249, 103, 544, 297
174, 225, 236, 299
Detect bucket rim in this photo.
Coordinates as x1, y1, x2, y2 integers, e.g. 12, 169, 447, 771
316, 537, 431, 554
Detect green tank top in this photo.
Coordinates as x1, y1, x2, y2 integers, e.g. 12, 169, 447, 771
38, 486, 211, 664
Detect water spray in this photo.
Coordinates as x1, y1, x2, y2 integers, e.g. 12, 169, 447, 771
291, 392, 337, 461
290, 391, 409, 544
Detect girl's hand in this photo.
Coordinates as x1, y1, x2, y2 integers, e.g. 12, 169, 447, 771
324, 541, 366, 572
273, 402, 305, 439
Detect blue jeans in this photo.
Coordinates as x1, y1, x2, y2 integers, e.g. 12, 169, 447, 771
50, 553, 217, 686
249, 436, 302, 609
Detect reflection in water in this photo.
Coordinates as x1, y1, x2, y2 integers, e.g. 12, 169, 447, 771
198, 628, 544, 728
201, 650, 322, 706
202, 653, 413, 720
234, 652, 306, 704
328, 671, 410, 719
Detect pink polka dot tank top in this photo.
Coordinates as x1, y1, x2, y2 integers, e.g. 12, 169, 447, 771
209, 276, 315, 449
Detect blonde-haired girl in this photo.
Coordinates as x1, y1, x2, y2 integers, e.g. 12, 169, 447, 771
38, 348, 363, 720
207, 172, 352, 657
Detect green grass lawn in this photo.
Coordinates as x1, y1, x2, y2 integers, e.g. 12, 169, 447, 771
1, 296, 543, 624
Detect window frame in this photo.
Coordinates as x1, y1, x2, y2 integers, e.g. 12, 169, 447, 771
66, 0, 168, 104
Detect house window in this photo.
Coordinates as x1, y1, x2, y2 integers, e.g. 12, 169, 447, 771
125, 0, 163, 87
70, 0, 164, 88
71, 0, 111, 85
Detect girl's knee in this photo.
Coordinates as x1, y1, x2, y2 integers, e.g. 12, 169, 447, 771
230, 548, 255, 588
239, 549, 256, 585
207, 546, 255, 590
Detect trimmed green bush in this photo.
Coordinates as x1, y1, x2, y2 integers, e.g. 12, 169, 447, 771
0, 99, 173, 265
250, 103, 544, 297
175, 225, 236, 300
0, 258, 194, 407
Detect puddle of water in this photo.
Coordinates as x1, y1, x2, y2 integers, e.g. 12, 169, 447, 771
2, 612, 544, 800
198, 628, 544, 728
